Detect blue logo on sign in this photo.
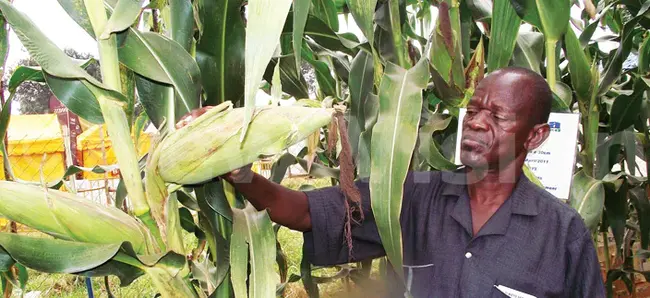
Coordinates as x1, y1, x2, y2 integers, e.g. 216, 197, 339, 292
549, 121, 561, 132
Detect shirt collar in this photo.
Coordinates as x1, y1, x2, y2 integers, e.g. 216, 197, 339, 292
440, 168, 540, 217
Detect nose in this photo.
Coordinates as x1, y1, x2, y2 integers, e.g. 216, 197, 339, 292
464, 110, 489, 131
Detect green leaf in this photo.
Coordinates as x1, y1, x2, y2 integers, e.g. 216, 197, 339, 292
169, 0, 194, 52
569, 170, 605, 232
610, 81, 645, 133
466, 0, 492, 20
509, 0, 570, 41
639, 34, 650, 74
118, 31, 201, 122
231, 202, 278, 298
241, 0, 293, 142
604, 182, 628, 258
418, 114, 458, 170
134, 75, 170, 129
358, 93, 379, 178
564, 28, 592, 105
191, 257, 220, 296
369, 58, 429, 283
176, 189, 200, 211
312, 0, 339, 32
345, 0, 377, 44
0, 180, 152, 254
427, 2, 465, 106
195, 0, 246, 105
511, 31, 544, 73
488, 0, 521, 72
7, 65, 44, 91
292, 0, 310, 77
0, 0, 121, 97
46, 73, 106, 124
283, 12, 360, 56
302, 43, 337, 97
630, 187, 650, 248
271, 58, 283, 105
0, 97, 11, 150
270, 153, 299, 183
263, 55, 310, 99
115, 178, 127, 209
348, 51, 374, 160
598, 2, 650, 96
194, 181, 231, 292
553, 81, 573, 109
101, 0, 145, 39
0, 233, 122, 273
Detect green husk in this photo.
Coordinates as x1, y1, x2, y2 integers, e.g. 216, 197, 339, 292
156, 102, 333, 185
0, 181, 153, 254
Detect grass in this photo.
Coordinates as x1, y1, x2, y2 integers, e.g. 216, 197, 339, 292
9, 177, 386, 298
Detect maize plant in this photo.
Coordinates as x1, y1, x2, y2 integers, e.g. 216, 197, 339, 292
0, 0, 647, 296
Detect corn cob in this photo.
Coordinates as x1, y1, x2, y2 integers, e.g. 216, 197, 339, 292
0, 181, 153, 254
155, 103, 333, 185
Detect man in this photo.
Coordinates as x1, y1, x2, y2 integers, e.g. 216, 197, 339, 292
183, 67, 605, 297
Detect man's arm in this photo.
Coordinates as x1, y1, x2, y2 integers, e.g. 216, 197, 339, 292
565, 228, 606, 297
222, 168, 312, 232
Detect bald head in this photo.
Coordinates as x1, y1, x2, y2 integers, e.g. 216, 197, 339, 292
481, 67, 553, 125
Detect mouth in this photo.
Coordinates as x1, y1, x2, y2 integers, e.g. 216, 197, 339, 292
461, 136, 488, 151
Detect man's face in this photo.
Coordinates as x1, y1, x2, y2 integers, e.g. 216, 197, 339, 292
459, 73, 536, 170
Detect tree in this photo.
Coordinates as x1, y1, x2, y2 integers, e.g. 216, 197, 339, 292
10, 48, 101, 114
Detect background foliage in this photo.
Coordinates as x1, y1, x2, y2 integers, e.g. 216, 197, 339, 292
0, 0, 648, 297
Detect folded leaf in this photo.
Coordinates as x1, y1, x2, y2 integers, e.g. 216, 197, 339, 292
488, 0, 521, 72
569, 170, 605, 232
195, 0, 246, 105
101, 0, 145, 39
369, 58, 429, 283
231, 202, 278, 298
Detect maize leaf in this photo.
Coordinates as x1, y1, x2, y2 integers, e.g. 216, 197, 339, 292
0, 233, 143, 287
101, 0, 145, 39
348, 50, 375, 161
0, 231, 195, 296
292, 0, 310, 77
242, 0, 293, 142
156, 104, 333, 185
346, 0, 377, 45
369, 58, 429, 284
231, 202, 277, 298
195, 0, 246, 105
569, 170, 605, 232
427, 2, 465, 107
0, 181, 153, 254
487, 0, 521, 72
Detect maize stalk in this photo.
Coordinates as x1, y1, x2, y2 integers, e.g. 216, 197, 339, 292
155, 102, 334, 185
0, 181, 155, 254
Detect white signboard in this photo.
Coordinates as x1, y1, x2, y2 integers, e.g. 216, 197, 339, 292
454, 108, 580, 200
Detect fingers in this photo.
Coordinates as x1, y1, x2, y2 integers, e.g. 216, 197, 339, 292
175, 106, 215, 129
223, 164, 254, 183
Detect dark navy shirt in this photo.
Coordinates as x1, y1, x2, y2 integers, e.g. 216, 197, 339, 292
302, 169, 605, 298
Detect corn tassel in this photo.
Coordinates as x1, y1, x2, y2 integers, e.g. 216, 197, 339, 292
0, 181, 154, 254
156, 102, 334, 185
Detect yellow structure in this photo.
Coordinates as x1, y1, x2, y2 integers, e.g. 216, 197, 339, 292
77, 124, 153, 180
0, 114, 66, 182
0, 115, 153, 182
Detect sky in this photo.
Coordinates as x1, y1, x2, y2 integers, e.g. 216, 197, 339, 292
6, 0, 98, 69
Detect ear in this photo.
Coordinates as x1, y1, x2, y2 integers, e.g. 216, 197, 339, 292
524, 123, 550, 151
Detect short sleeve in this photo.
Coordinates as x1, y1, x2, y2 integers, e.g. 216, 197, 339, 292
565, 228, 606, 297
302, 172, 421, 266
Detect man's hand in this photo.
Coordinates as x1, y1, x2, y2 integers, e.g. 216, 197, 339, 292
175, 106, 214, 129
175, 106, 253, 182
